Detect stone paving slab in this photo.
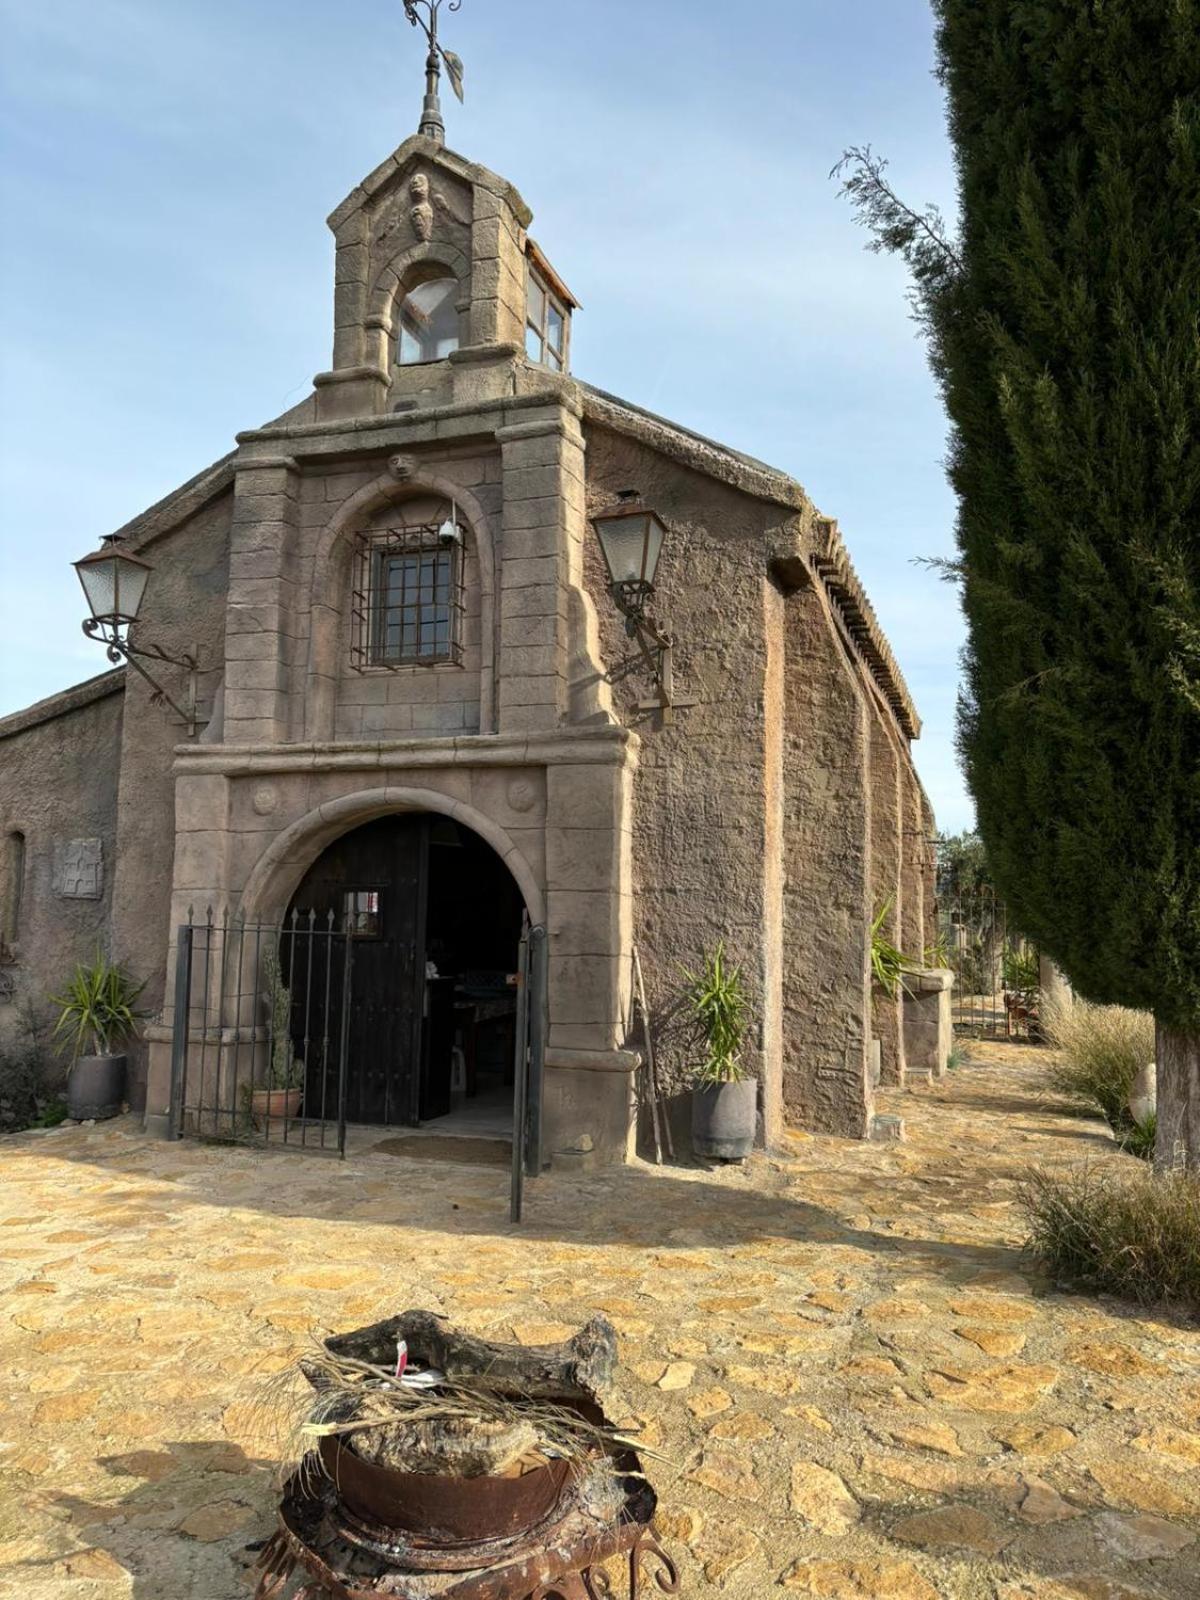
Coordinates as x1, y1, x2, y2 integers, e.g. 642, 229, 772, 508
1, 1042, 1198, 1599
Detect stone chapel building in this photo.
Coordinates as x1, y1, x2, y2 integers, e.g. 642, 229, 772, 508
0, 101, 940, 1165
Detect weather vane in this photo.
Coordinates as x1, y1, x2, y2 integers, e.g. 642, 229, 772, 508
403, 0, 465, 145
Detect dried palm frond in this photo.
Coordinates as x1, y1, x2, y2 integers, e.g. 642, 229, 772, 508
258, 1341, 667, 1491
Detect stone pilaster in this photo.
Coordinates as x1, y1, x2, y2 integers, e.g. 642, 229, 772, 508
781, 581, 873, 1139
868, 699, 907, 1087
541, 744, 637, 1166
469, 182, 528, 350
495, 410, 613, 734
223, 457, 301, 745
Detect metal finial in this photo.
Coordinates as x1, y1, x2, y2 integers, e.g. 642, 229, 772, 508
403, 1, 465, 146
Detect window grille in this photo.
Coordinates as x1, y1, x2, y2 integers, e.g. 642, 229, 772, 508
351, 514, 466, 670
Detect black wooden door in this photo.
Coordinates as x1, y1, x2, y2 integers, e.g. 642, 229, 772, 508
287, 816, 429, 1127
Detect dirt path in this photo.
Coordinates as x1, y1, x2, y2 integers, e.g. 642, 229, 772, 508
1, 1042, 1198, 1599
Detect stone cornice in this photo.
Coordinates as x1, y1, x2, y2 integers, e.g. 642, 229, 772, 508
111, 457, 236, 555
235, 388, 582, 457
0, 669, 125, 742
812, 518, 921, 740
580, 385, 921, 743
172, 726, 639, 777
327, 136, 533, 235
580, 385, 812, 513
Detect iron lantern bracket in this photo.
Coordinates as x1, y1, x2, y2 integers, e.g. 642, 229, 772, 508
82, 619, 200, 738
604, 589, 691, 722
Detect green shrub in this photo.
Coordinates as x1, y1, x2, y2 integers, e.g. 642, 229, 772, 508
1042, 997, 1154, 1133
0, 1002, 58, 1134
1121, 1112, 1157, 1163
1020, 1165, 1200, 1314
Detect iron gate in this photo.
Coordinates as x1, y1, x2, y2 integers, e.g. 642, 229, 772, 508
936, 886, 1040, 1041
168, 909, 354, 1154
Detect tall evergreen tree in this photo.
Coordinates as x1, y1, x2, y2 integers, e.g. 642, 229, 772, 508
839, 1, 1200, 1167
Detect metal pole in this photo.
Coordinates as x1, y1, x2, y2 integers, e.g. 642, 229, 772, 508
510, 924, 531, 1224
526, 925, 548, 1177
337, 929, 354, 1160
167, 924, 194, 1139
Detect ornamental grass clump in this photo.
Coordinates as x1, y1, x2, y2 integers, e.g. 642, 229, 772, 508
1042, 997, 1155, 1137
1020, 1164, 1200, 1316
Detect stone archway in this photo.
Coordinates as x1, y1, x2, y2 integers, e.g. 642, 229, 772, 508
238, 785, 545, 929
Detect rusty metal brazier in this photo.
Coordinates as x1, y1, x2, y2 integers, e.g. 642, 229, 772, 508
252, 1311, 680, 1600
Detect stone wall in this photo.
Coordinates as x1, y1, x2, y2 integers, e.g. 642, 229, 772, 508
779, 581, 874, 1138
867, 694, 907, 1086
0, 675, 125, 1071
581, 424, 778, 1154
109, 489, 233, 1107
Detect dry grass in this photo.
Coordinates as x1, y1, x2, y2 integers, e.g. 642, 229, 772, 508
259, 1343, 656, 1488
1020, 1164, 1200, 1315
1042, 997, 1155, 1132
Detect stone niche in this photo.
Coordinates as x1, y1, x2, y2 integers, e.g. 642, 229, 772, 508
54, 838, 104, 900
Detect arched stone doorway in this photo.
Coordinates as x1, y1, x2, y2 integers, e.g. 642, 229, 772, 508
285, 812, 526, 1136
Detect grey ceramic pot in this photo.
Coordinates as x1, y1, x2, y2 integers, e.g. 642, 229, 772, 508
67, 1054, 127, 1121
692, 1078, 758, 1161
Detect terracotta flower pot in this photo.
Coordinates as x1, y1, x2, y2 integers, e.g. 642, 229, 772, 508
250, 1087, 303, 1126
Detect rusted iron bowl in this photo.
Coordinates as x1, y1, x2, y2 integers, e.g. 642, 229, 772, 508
318, 1435, 574, 1544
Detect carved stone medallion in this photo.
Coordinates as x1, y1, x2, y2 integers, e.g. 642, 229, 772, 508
252, 786, 279, 817
53, 838, 103, 900
506, 778, 538, 814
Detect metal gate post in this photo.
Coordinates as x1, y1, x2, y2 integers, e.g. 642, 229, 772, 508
337, 930, 354, 1160
510, 923, 532, 1224
167, 924, 194, 1140
526, 925, 548, 1178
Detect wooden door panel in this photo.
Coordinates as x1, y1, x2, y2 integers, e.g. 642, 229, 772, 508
287, 816, 428, 1127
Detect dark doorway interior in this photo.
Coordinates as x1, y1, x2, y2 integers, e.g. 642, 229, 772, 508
285, 813, 524, 1130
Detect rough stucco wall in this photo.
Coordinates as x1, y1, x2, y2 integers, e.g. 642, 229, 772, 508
110, 491, 232, 1108
901, 756, 928, 962
868, 695, 906, 1086
780, 583, 874, 1138
582, 425, 773, 1153
0, 685, 124, 1070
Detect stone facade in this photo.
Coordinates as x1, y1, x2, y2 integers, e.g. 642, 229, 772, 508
1, 129, 935, 1161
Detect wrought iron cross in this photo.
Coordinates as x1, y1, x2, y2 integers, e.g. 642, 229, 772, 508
403, 0, 465, 145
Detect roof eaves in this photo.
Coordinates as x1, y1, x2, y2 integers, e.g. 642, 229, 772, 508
812, 518, 921, 740
0, 669, 125, 742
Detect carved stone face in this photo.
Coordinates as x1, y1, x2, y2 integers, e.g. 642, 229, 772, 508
409, 173, 430, 202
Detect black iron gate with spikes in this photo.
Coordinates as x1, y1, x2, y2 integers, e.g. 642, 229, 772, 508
168, 907, 354, 1155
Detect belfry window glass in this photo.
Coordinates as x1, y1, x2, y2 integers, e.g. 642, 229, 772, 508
398, 276, 459, 364
351, 515, 466, 670
525, 268, 568, 371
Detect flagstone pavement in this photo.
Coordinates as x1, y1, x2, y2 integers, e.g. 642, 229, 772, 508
1, 1041, 1198, 1600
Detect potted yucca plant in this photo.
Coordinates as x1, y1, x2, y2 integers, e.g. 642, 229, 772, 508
50, 952, 147, 1121
252, 947, 304, 1125
683, 944, 757, 1161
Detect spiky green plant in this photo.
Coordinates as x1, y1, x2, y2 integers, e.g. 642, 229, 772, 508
870, 900, 914, 999
49, 952, 146, 1061
680, 944, 749, 1086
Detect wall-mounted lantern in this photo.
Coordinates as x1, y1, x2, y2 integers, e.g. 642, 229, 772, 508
593, 491, 687, 721
74, 534, 200, 737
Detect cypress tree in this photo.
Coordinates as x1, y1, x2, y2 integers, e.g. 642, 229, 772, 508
839, 1, 1200, 1167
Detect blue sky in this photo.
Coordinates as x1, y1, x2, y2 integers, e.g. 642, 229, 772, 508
0, 0, 970, 831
